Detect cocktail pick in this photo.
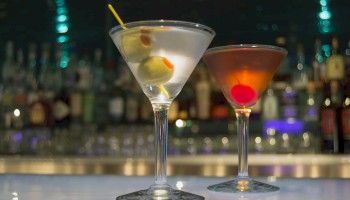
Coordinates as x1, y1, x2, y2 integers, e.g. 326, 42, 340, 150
107, 4, 170, 99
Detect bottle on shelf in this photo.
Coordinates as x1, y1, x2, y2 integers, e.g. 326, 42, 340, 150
109, 80, 125, 124
292, 43, 309, 91
262, 83, 279, 120
326, 35, 345, 81
303, 81, 319, 122
1, 41, 16, 85
312, 36, 326, 87
273, 36, 291, 90
281, 83, 298, 119
320, 81, 339, 153
79, 53, 94, 124
27, 43, 52, 128
340, 79, 350, 153
210, 78, 229, 120
195, 63, 210, 120
125, 79, 140, 123
345, 36, 350, 79
12, 48, 27, 129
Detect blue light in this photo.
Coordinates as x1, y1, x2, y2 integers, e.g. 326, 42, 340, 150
55, 0, 65, 6
263, 120, 304, 136
57, 7, 68, 15
56, 23, 69, 33
57, 15, 68, 22
320, 0, 327, 6
321, 26, 331, 33
319, 11, 331, 20
320, 20, 331, 26
60, 55, 70, 68
57, 35, 69, 43
321, 6, 329, 11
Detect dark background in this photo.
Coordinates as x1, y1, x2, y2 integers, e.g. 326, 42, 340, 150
0, 0, 349, 61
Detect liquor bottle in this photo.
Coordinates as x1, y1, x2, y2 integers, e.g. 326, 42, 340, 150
66, 53, 81, 125
27, 44, 51, 127
92, 48, 104, 92
53, 88, 70, 127
340, 79, 350, 153
195, 65, 210, 120
13, 48, 27, 129
326, 36, 345, 81
262, 84, 279, 120
2, 41, 16, 84
345, 36, 350, 79
211, 81, 229, 120
281, 84, 298, 119
109, 80, 125, 123
273, 36, 291, 89
312, 37, 326, 87
93, 83, 109, 128
320, 81, 339, 153
79, 54, 94, 124
38, 43, 52, 90
125, 81, 140, 123
303, 81, 319, 122
292, 43, 309, 90
168, 99, 179, 122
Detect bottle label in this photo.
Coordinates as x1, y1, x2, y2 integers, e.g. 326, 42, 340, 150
326, 55, 345, 80
70, 93, 82, 117
53, 100, 70, 120
109, 97, 124, 117
83, 93, 94, 123
196, 82, 210, 120
29, 102, 46, 125
321, 109, 336, 139
341, 108, 350, 139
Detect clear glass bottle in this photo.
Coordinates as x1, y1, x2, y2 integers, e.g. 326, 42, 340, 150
303, 81, 319, 122
292, 43, 309, 90
312, 37, 326, 87
262, 83, 279, 120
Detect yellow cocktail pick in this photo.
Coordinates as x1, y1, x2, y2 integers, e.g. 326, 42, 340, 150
107, 4, 170, 99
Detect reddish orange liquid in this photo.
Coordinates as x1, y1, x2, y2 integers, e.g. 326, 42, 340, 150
203, 47, 286, 108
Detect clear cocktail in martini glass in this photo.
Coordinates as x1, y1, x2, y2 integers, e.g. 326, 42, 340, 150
110, 20, 215, 199
202, 44, 287, 193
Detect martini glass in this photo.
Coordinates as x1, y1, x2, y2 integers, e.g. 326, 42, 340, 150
109, 20, 215, 199
202, 44, 287, 193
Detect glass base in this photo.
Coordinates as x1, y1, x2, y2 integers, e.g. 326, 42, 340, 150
207, 177, 279, 193
116, 185, 204, 200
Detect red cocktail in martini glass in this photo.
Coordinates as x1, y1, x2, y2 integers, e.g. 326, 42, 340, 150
203, 44, 287, 193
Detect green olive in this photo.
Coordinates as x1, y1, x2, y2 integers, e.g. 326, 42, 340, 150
137, 56, 174, 85
121, 28, 152, 62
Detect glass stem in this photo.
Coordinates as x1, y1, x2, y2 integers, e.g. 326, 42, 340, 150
235, 108, 251, 178
152, 103, 170, 185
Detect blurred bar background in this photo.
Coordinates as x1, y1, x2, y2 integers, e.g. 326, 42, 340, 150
0, 0, 349, 177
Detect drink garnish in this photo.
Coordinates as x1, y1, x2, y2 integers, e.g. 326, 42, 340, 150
108, 4, 171, 98
137, 56, 174, 85
230, 84, 258, 107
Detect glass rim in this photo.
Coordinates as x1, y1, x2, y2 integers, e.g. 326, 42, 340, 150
205, 44, 288, 55
108, 19, 215, 36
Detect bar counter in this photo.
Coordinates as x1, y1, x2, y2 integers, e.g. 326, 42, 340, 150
1, 174, 349, 200
1, 154, 350, 178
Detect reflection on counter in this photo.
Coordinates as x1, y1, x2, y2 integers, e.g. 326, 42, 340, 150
0, 122, 323, 156
1, 154, 350, 178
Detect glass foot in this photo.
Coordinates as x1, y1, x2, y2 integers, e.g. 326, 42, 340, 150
207, 177, 279, 193
116, 185, 204, 200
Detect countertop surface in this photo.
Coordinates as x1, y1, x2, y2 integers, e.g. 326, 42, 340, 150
1, 154, 350, 178
0, 174, 349, 200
